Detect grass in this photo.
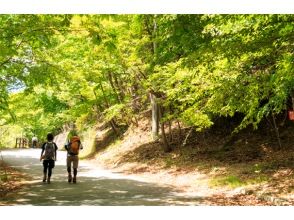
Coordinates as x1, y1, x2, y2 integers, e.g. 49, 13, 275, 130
163, 157, 175, 168
210, 173, 270, 189
0, 174, 8, 182
246, 175, 270, 185
210, 175, 244, 188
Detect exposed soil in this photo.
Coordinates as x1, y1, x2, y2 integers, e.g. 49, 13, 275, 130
90, 116, 294, 205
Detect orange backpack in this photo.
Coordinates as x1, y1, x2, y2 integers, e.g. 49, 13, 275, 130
69, 136, 80, 155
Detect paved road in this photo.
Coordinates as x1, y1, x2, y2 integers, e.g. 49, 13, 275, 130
0, 149, 205, 205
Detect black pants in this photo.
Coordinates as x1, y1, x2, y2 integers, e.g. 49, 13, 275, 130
32, 141, 37, 148
43, 160, 55, 177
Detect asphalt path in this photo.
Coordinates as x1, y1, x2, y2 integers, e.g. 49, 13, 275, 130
0, 149, 205, 206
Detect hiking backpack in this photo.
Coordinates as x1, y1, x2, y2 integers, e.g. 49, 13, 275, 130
44, 142, 55, 160
69, 136, 80, 155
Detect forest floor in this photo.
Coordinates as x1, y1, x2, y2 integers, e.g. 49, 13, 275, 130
0, 160, 31, 198
89, 117, 294, 206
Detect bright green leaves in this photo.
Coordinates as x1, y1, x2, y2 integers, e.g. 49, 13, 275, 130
146, 14, 294, 132
103, 104, 125, 122
36, 92, 68, 114
181, 107, 213, 131
1, 14, 294, 141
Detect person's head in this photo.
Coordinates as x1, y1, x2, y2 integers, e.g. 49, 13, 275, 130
47, 133, 54, 141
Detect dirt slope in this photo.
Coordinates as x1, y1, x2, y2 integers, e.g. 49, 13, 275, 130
89, 117, 293, 205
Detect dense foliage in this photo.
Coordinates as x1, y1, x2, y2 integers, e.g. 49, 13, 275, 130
1, 15, 293, 148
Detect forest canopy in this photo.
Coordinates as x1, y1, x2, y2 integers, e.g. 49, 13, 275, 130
1, 14, 294, 147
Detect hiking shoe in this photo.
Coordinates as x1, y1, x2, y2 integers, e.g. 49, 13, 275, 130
42, 178, 46, 182
68, 175, 72, 183
73, 177, 76, 183
47, 177, 51, 184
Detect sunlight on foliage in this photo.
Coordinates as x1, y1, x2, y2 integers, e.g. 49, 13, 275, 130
0, 14, 293, 144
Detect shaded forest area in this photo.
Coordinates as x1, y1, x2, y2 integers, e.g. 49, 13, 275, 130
0, 15, 293, 204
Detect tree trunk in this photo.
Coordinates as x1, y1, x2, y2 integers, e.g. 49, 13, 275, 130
109, 119, 119, 136
272, 112, 282, 150
99, 82, 120, 135
130, 85, 140, 113
177, 120, 182, 142
161, 121, 171, 152
159, 105, 172, 152
93, 89, 103, 112
107, 72, 121, 103
153, 16, 157, 56
168, 120, 172, 142
182, 128, 193, 147
113, 73, 125, 102
132, 116, 139, 127
150, 92, 159, 140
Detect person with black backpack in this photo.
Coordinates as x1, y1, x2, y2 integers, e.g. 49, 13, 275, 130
40, 133, 58, 183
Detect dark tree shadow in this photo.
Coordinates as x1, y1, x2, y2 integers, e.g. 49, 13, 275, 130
0, 162, 206, 206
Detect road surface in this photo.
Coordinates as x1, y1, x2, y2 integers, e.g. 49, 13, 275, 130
0, 149, 205, 205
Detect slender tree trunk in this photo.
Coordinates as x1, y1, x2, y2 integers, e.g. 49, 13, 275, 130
107, 72, 121, 103
272, 112, 282, 150
161, 121, 171, 152
168, 105, 173, 142
99, 82, 119, 135
150, 92, 159, 140
177, 120, 182, 142
149, 15, 160, 141
113, 73, 125, 101
159, 106, 172, 152
109, 119, 119, 136
93, 89, 103, 112
153, 15, 157, 56
182, 128, 193, 147
133, 116, 139, 127
130, 85, 140, 113
168, 120, 172, 142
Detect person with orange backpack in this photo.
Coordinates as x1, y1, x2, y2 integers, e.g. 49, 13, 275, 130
65, 130, 83, 183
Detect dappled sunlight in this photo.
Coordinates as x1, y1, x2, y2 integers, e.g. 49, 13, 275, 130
1, 149, 206, 205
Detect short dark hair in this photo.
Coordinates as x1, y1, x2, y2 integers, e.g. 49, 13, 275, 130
47, 133, 54, 141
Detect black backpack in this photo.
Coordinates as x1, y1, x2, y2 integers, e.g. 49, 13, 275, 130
44, 142, 55, 160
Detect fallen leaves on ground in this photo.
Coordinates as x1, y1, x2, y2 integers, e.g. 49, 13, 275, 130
0, 161, 28, 199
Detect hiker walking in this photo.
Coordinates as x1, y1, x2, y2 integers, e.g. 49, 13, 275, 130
40, 133, 58, 183
65, 130, 83, 183
32, 135, 38, 148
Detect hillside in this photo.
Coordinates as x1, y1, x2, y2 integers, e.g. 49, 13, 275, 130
0, 15, 294, 206
87, 117, 294, 205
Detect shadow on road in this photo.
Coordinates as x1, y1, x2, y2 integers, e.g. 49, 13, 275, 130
0, 149, 205, 205
2, 176, 203, 205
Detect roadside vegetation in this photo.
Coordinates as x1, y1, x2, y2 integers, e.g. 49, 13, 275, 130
0, 15, 293, 205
